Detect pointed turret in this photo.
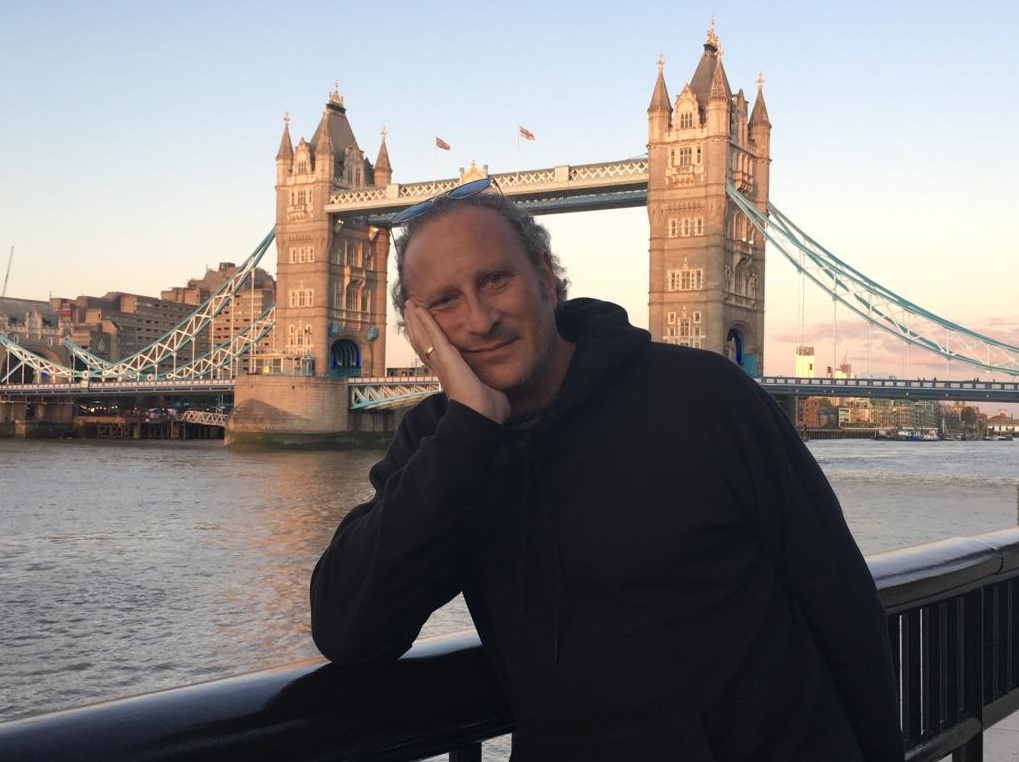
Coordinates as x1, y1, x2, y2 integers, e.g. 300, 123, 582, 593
648, 54, 672, 141
276, 112, 294, 162
275, 113, 294, 185
749, 72, 771, 129
749, 72, 772, 211
374, 127, 392, 186
648, 54, 672, 114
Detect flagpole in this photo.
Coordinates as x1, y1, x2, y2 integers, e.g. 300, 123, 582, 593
516, 127, 520, 178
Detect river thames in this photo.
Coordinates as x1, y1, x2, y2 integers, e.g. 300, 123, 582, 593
2, 437, 1018, 757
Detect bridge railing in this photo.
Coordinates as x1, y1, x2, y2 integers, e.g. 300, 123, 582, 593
5, 527, 1019, 761
757, 375, 1019, 403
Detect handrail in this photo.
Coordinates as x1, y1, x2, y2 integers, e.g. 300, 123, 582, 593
6, 528, 1019, 761
0, 632, 511, 762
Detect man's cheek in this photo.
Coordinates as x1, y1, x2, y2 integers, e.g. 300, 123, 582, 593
429, 313, 457, 345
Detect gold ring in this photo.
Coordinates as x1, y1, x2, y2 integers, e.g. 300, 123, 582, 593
424, 346, 435, 358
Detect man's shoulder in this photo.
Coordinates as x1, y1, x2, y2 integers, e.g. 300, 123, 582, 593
642, 341, 748, 375
628, 343, 765, 400
395, 391, 448, 436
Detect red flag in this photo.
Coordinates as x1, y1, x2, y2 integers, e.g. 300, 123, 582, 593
519, 125, 535, 141
435, 136, 451, 150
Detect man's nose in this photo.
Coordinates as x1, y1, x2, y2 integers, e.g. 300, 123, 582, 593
464, 292, 498, 335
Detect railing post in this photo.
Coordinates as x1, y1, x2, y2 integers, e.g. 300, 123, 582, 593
955, 588, 985, 761
449, 742, 482, 762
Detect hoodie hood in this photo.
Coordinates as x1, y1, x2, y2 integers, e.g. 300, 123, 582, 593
550, 298, 651, 420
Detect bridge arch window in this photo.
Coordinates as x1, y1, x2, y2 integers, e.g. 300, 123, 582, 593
342, 240, 362, 267
288, 289, 314, 308
287, 323, 313, 349
289, 246, 315, 264
679, 112, 694, 129
669, 217, 705, 238
345, 279, 364, 311
667, 268, 702, 291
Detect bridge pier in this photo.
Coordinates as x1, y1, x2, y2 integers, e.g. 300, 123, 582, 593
226, 375, 398, 449
0, 400, 76, 438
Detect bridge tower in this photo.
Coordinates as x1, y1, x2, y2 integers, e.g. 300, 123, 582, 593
273, 84, 390, 378
646, 23, 771, 374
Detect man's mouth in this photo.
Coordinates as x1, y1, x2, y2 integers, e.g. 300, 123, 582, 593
464, 338, 516, 356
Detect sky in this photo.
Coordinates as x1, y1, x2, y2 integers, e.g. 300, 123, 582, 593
3, 0, 1019, 396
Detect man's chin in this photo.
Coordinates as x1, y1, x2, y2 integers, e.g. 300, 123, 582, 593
470, 364, 524, 396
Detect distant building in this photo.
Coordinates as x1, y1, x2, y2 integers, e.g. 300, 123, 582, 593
841, 397, 873, 425
0, 297, 69, 381
986, 410, 1018, 437
795, 396, 834, 429
794, 346, 815, 378
51, 292, 195, 365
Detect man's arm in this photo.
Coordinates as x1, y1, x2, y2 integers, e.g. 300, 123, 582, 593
310, 398, 507, 666
743, 383, 904, 761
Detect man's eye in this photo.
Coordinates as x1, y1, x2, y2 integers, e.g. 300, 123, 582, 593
485, 273, 508, 287
430, 296, 455, 310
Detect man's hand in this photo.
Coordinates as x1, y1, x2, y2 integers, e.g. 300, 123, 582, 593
404, 302, 510, 424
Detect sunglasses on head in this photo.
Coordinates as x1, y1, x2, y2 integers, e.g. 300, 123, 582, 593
391, 177, 498, 226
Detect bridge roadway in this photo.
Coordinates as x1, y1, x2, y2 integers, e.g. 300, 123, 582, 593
3, 375, 1019, 408
758, 376, 1019, 403
0, 376, 443, 411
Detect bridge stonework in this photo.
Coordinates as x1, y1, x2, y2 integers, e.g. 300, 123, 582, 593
273, 85, 390, 379
646, 25, 771, 374
226, 375, 397, 448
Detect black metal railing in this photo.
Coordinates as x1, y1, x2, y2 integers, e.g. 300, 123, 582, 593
872, 526, 1019, 761
5, 527, 1019, 761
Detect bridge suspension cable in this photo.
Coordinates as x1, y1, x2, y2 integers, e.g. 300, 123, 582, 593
726, 184, 1019, 377
0, 230, 276, 382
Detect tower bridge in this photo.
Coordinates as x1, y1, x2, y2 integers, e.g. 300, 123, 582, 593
3, 24, 1019, 444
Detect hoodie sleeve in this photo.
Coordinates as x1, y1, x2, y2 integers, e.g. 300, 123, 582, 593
310, 399, 508, 666
742, 381, 904, 762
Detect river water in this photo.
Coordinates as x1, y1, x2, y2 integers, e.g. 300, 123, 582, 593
2, 437, 1018, 755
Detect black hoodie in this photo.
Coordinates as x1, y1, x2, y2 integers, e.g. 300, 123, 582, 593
311, 298, 903, 761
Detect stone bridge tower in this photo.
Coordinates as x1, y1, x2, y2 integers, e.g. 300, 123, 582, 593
273, 84, 390, 378
646, 23, 771, 374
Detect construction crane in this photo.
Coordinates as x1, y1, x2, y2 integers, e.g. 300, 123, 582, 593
2, 246, 12, 297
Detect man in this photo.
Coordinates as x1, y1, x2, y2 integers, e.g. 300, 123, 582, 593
310, 183, 904, 761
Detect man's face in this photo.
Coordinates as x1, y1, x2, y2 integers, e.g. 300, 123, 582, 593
402, 206, 566, 410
